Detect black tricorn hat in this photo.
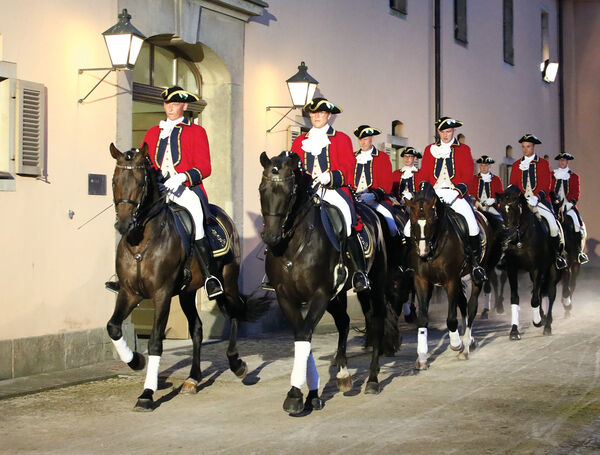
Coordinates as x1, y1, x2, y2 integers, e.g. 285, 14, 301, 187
354, 125, 381, 139
518, 133, 542, 144
435, 116, 463, 130
303, 97, 342, 114
554, 152, 574, 160
400, 146, 422, 159
476, 155, 495, 164
161, 86, 200, 103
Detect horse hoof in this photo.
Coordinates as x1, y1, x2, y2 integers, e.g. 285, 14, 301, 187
495, 304, 505, 315
509, 325, 521, 341
233, 361, 248, 379
457, 351, 469, 360
564, 310, 571, 319
337, 375, 353, 393
414, 360, 428, 371
283, 387, 304, 414
180, 378, 199, 394
133, 389, 154, 412
364, 381, 380, 394
305, 390, 325, 411
127, 352, 146, 371
480, 309, 489, 320
449, 342, 464, 352
543, 326, 552, 336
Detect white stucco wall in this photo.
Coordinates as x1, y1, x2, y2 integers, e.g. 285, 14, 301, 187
242, 0, 561, 292
0, 0, 119, 339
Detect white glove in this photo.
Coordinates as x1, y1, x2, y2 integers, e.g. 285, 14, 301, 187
359, 192, 376, 203
402, 190, 413, 201
565, 201, 573, 211
527, 195, 539, 206
164, 173, 187, 192
439, 189, 460, 204
314, 172, 331, 186
484, 198, 495, 206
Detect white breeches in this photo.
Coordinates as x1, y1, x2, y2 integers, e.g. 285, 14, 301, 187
531, 204, 559, 237
365, 200, 399, 236
403, 192, 479, 237
168, 187, 205, 239
321, 188, 352, 236
566, 209, 581, 232
481, 205, 501, 218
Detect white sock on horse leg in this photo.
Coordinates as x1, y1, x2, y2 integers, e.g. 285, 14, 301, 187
291, 341, 311, 389
306, 352, 320, 391
111, 336, 133, 363
532, 306, 541, 324
511, 304, 520, 326
463, 327, 473, 348
417, 328, 428, 362
143, 355, 161, 392
484, 292, 492, 310
449, 329, 461, 348
562, 296, 571, 306
403, 301, 411, 316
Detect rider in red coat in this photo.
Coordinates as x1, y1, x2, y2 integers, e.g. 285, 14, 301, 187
392, 147, 422, 199
509, 134, 567, 270
290, 97, 368, 292
410, 116, 486, 282
351, 125, 398, 237
551, 152, 588, 264
469, 155, 504, 217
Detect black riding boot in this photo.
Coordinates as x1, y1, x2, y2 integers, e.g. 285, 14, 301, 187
577, 232, 589, 264
468, 235, 487, 282
194, 237, 224, 300
551, 235, 568, 270
346, 231, 370, 292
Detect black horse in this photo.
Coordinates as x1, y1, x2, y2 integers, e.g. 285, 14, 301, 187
259, 151, 390, 414
552, 201, 581, 318
496, 185, 561, 339
404, 182, 491, 369
107, 144, 267, 411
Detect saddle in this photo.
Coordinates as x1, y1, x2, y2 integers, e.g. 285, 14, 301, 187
319, 201, 373, 259
446, 207, 487, 262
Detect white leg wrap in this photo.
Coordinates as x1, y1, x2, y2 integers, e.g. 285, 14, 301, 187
290, 341, 311, 389
511, 304, 520, 326
306, 352, 320, 391
484, 292, 492, 310
449, 329, 462, 348
336, 366, 350, 379
143, 355, 161, 392
417, 328, 428, 362
403, 301, 412, 316
532, 306, 541, 325
562, 296, 571, 306
463, 327, 474, 352
544, 296, 550, 314
111, 336, 134, 364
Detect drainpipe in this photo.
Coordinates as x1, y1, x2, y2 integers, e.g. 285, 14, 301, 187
558, 0, 565, 153
434, 0, 441, 137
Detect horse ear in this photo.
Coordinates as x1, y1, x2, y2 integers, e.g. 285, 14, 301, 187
110, 143, 122, 160
140, 143, 149, 156
289, 152, 300, 169
260, 151, 271, 169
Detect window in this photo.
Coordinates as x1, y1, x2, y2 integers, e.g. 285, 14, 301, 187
390, 0, 407, 15
455, 0, 468, 44
503, 0, 514, 65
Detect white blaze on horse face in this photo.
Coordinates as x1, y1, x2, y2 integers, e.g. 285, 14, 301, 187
417, 219, 427, 256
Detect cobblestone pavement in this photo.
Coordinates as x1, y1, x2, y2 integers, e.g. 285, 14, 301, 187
1, 274, 599, 454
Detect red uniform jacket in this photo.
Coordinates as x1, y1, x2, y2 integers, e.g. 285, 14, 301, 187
143, 117, 211, 197
551, 170, 580, 205
392, 168, 420, 195
509, 155, 551, 202
352, 147, 393, 195
291, 126, 355, 197
469, 173, 504, 201
417, 140, 474, 196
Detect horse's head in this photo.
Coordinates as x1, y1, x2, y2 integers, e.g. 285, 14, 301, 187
258, 151, 301, 247
496, 185, 524, 231
110, 143, 152, 235
405, 181, 440, 258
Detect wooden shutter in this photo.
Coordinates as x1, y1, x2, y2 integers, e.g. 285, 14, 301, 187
16, 80, 46, 176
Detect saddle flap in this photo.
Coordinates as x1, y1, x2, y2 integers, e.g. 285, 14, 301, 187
320, 201, 345, 252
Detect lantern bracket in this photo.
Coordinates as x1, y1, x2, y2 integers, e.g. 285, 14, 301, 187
77, 68, 115, 104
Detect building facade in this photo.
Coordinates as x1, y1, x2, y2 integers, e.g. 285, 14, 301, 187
1, 0, 597, 379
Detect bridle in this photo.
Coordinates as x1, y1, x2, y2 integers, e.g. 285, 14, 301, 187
260, 172, 298, 239
411, 199, 440, 260
114, 163, 148, 215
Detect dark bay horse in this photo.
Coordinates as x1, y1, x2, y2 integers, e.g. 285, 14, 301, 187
107, 143, 267, 411
552, 201, 581, 318
259, 151, 389, 414
496, 185, 561, 339
404, 182, 491, 369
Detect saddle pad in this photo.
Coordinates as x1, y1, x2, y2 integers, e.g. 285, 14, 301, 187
169, 204, 193, 256
358, 227, 374, 259
205, 216, 231, 258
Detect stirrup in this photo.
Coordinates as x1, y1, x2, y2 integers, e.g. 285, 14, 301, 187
578, 252, 589, 264
105, 280, 120, 293
555, 255, 568, 270
472, 266, 487, 282
260, 274, 275, 292
204, 276, 224, 300
352, 271, 370, 293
